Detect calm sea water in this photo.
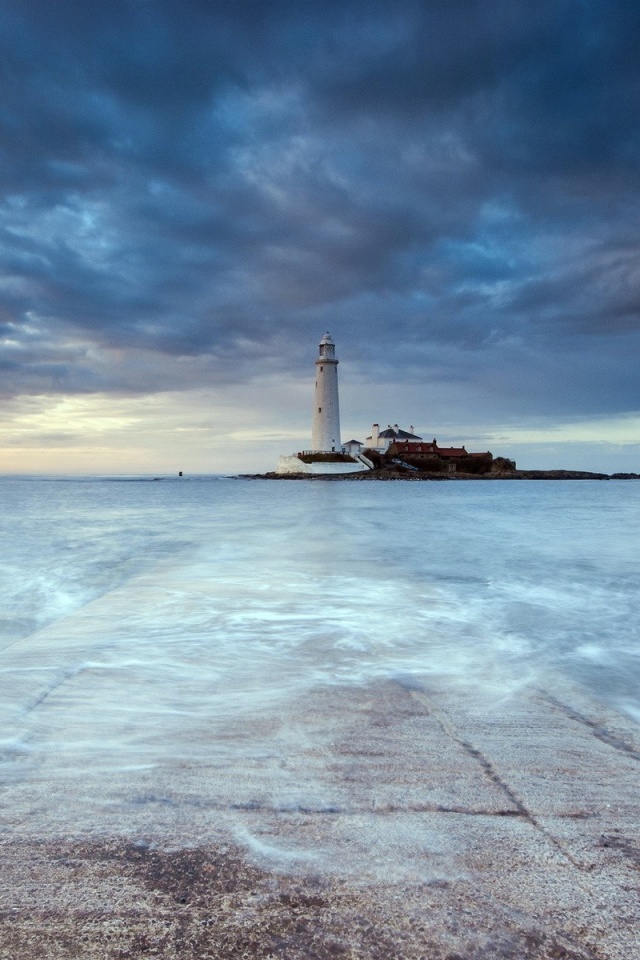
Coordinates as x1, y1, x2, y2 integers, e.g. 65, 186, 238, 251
1, 476, 638, 850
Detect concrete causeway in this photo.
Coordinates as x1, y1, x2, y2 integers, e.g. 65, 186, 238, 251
1, 668, 638, 959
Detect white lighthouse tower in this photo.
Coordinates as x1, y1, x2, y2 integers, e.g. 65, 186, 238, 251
311, 332, 341, 452
275, 332, 371, 474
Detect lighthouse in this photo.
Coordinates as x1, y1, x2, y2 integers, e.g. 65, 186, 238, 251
311, 332, 341, 452
276, 332, 370, 473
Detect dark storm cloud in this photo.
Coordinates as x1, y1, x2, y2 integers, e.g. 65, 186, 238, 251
1, 0, 640, 419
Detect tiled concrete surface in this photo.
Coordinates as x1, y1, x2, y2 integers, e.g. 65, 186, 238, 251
1, 679, 638, 959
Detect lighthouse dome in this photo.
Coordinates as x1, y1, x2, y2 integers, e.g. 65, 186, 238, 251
318, 332, 336, 361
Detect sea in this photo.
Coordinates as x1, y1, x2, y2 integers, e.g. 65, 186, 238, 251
1, 475, 639, 864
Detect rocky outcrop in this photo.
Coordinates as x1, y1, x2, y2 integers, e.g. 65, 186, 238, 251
246, 467, 637, 481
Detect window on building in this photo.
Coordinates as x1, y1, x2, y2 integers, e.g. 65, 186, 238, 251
320, 366, 323, 371
318, 407, 322, 413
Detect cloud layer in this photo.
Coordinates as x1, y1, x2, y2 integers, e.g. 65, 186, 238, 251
1, 0, 640, 469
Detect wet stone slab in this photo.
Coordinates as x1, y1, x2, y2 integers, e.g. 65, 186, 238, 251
1, 679, 639, 958
0, 837, 612, 960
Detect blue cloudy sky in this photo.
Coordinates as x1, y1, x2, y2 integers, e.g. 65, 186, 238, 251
1, 0, 640, 473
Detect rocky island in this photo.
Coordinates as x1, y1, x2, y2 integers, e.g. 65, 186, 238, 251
272, 334, 638, 481
248, 455, 640, 481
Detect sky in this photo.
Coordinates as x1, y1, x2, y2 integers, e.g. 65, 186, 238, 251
1, 0, 640, 474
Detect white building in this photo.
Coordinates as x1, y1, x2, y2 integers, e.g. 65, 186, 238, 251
343, 439, 364, 456
365, 423, 423, 451
311, 332, 341, 452
276, 334, 372, 475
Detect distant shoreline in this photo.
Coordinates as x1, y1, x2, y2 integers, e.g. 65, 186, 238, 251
243, 469, 640, 481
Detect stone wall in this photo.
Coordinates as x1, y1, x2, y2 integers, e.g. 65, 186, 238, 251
276, 456, 370, 475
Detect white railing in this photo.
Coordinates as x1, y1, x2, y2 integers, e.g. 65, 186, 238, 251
299, 449, 349, 456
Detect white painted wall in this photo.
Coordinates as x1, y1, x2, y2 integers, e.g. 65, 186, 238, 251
277, 456, 368, 475
311, 334, 341, 451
